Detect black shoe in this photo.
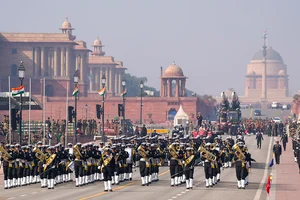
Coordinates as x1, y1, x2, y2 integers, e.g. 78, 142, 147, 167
206, 186, 209, 188
109, 189, 113, 192
52, 187, 54, 189
142, 184, 145, 186
146, 183, 149, 186
242, 187, 245, 189
171, 185, 174, 187
190, 187, 193, 189
112, 183, 115, 185
116, 183, 119, 185
104, 190, 108, 192
217, 179, 220, 182
129, 178, 132, 181
4, 187, 8, 189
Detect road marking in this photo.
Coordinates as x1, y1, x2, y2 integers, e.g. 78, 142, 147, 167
177, 193, 182, 196
20, 194, 27, 197
172, 197, 177, 199
79, 169, 170, 200
8, 197, 16, 200
181, 191, 186, 194
253, 137, 273, 200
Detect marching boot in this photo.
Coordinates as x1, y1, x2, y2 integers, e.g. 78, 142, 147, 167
217, 173, 220, 182
237, 180, 241, 189
245, 176, 248, 185
148, 174, 152, 184
182, 175, 186, 183
229, 161, 232, 167
89, 175, 93, 183
21, 177, 26, 186
174, 177, 178, 186
213, 176, 216, 185
171, 178, 175, 187
95, 173, 98, 181
189, 179, 193, 189
104, 181, 108, 192
79, 176, 82, 186
4, 180, 8, 189
241, 179, 245, 189
47, 179, 51, 189
85, 175, 89, 184
186, 180, 190, 189
108, 180, 113, 192
26, 176, 30, 185
40, 179, 44, 188
145, 176, 149, 186
129, 173, 133, 181
75, 178, 79, 187
111, 176, 115, 185
205, 179, 209, 188
51, 179, 55, 189
209, 178, 213, 187
36, 176, 40, 183
115, 175, 119, 185
141, 177, 145, 186
101, 173, 104, 181
8, 179, 12, 189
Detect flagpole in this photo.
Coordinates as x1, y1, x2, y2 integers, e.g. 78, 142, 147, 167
43, 78, 46, 145
65, 81, 69, 147
8, 76, 12, 144
28, 78, 31, 145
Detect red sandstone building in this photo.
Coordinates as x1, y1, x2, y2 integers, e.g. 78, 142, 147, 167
0, 18, 209, 124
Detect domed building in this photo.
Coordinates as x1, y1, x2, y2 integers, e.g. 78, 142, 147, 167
244, 46, 289, 101
160, 62, 187, 97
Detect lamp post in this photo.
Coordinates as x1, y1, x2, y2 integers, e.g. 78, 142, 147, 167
101, 73, 106, 142
18, 61, 25, 144
85, 104, 88, 121
139, 80, 144, 124
121, 76, 126, 135
73, 73, 79, 144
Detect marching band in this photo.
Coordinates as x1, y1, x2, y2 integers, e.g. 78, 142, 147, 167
0, 134, 260, 191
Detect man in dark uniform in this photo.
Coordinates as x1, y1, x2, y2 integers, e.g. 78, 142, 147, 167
273, 140, 282, 164
296, 138, 300, 174
280, 132, 288, 151
101, 147, 115, 192
197, 112, 203, 128
255, 132, 264, 149
141, 124, 147, 137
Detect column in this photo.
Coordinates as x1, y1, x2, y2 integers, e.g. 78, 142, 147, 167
175, 79, 179, 97
48, 51, 52, 76
163, 80, 167, 97
118, 72, 121, 95
41, 47, 45, 76
182, 80, 186, 97
115, 71, 118, 95
66, 48, 70, 77
75, 55, 79, 71
80, 54, 84, 81
109, 68, 113, 93
54, 47, 58, 76
94, 68, 98, 91
34, 47, 40, 77
60, 47, 65, 76
106, 68, 109, 90
168, 80, 171, 97
89, 68, 93, 91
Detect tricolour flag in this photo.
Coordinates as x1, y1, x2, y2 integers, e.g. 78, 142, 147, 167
266, 182, 270, 196
12, 85, 25, 96
72, 85, 79, 96
98, 87, 106, 96
120, 88, 127, 97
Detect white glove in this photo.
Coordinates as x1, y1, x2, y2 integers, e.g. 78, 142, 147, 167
98, 166, 101, 170
43, 164, 45, 168
182, 161, 185, 165
51, 166, 55, 169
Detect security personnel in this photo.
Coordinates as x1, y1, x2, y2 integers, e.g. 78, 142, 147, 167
280, 133, 288, 151
273, 140, 282, 164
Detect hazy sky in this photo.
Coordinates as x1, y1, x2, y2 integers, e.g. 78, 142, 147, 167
1, 0, 300, 96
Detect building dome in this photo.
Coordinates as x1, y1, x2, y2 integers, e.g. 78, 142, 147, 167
62, 18, 72, 29
93, 37, 102, 46
278, 70, 285, 76
164, 62, 184, 77
252, 47, 283, 61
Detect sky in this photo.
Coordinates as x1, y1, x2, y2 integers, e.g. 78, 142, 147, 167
1, 0, 300, 96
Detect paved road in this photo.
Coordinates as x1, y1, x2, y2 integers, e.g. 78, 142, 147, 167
1, 136, 274, 200
241, 108, 291, 120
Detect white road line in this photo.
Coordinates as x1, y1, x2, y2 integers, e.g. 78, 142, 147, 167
172, 197, 177, 199
177, 193, 182, 196
20, 194, 27, 197
181, 191, 186, 194
8, 197, 16, 200
254, 137, 273, 200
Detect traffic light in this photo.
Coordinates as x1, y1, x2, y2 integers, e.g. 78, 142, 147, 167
10, 108, 18, 130
96, 104, 101, 119
68, 106, 74, 123
118, 104, 124, 117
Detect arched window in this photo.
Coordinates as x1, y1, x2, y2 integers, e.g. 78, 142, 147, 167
11, 64, 18, 76
167, 108, 177, 121
45, 85, 54, 97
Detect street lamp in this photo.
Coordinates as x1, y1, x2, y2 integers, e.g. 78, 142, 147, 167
121, 76, 126, 135
85, 104, 88, 121
139, 80, 144, 124
18, 61, 25, 144
73, 72, 79, 144
101, 73, 106, 142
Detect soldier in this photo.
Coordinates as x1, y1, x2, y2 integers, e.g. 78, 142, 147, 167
45, 146, 57, 189
1, 144, 15, 189
292, 137, 298, 162
280, 132, 288, 151
137, 142, 150, 186
200, 143, 214, 188
101, 148, 114, 192
233, 142, 247, 189
183, 147, 197, 189
120, 144, 129, 182
273, 140, 282, 164
255, 132, 264, 149
124, 143, 135, 181
296, 138, 300, 174
73, 143, 83, 187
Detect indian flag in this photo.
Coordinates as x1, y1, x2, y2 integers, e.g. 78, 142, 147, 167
72, 85, 79, 96
120, 88, 127, 97
98, 87, 106, 96
12, 85, 25, 96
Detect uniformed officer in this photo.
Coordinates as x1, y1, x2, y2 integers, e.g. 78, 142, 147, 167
273, 140, 282, 164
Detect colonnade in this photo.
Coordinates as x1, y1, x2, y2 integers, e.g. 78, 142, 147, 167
161, 79, 186, 97
89, 67, 123, 95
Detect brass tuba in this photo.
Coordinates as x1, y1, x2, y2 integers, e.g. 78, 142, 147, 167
44, 154, 56, 171
0, 145, 12, 161
138, 145, 150, 168
168, 144, 183, 166
33, 147, 46, 161
198, 146, 216, 162
210, 143, 216, 151
232, 143, 245, 161
73, 145, 82, 160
